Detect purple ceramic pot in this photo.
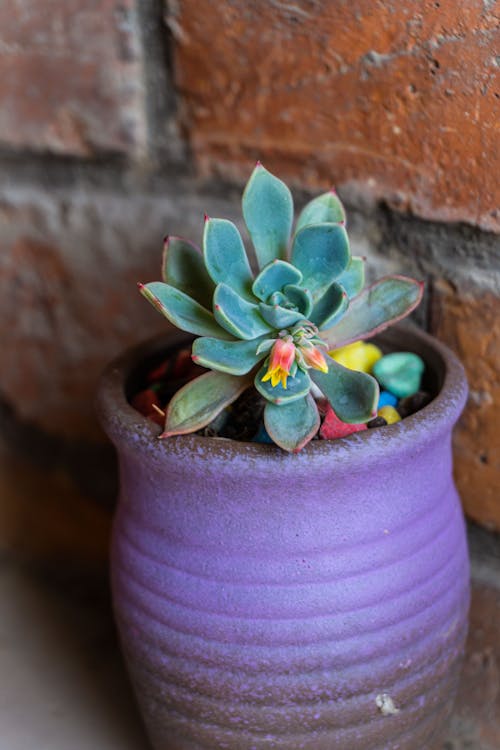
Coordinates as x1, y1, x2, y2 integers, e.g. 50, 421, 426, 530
98, 325, 469, 750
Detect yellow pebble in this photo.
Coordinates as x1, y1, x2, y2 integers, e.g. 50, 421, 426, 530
378, 405, 401, 424
329, 341, 383, 373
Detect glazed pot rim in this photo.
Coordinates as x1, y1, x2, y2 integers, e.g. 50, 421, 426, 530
97, 323, 468, 466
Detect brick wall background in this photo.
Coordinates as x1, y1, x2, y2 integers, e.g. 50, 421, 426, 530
0, 0, 499, 570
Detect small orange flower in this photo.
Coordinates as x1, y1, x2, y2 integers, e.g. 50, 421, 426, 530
299, 344, 328, 373
262, 338, 296, 389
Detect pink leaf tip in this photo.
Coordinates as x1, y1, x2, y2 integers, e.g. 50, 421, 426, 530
330, 187, 337, 194
137, 282, 144, 290
255, 159, 262, 167
204, 213, 210, 223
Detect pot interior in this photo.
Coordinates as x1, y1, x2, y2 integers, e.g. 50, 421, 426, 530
125, 327, 444, 411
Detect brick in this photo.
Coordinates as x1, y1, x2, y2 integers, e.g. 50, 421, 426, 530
0, 0, 146, 156
170, 0, 500, 231
0, 184, 243, 440
430, 281, 500, 531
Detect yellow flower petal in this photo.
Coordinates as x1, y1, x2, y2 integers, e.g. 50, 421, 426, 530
271, 371, 281, 387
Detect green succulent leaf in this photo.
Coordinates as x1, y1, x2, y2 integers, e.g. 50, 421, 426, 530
310, 355, 379, 424
291, 223, 351, 300
264, 394, 320, 452
336, 256, 366, 298
255, 364, 311, 405
310, 282, 348, 329
213, 283, 273, 340
252, 260, 302, 302
242, 163, 293, 269
295, 190, 346, 233
203, 218, 254, 300
258, 303, 305, 329
162, 370, 253, 437
161, 236, 215, 309
192, 335, 268, 375
255, 338, 277, 355
140, 282, 232, 339
282, 284, 313, 317
324, 275, 425, 349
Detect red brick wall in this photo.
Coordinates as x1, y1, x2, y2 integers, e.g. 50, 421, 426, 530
170, 0, 500, 231
0, 0, 146, 156
0, 0, 499, 566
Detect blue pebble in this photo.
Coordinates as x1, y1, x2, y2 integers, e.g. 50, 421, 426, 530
378, 390, 398, 409
252, 423, 274, 444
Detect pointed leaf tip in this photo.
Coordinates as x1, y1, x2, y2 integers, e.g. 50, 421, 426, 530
295, 190, 346, 234
164, 370, 253, 436
137, 282, 144, 289
242, 165, 293, 269
204, 213, 210, 223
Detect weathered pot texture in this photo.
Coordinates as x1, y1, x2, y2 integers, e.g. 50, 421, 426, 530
98, 325, 469, 750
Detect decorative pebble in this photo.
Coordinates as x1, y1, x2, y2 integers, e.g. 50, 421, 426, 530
252, 423, 274, 444
173, 348, 196, 378
377, 405, 401, 425
397, 390, 432, 419
329, 340, 383, 373
147, 359, 169, 383
131, 388, 161, 416
367, 416, 387, 429
130, 388, 165, 426
378, 390, 398, 409
320, 405, 367, 440
373, 352, 425, 398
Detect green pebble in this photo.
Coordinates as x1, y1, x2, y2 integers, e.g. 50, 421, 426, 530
373, 352, 425, 399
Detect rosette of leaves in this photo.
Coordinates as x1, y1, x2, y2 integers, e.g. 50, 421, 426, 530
140, 164, 423, 452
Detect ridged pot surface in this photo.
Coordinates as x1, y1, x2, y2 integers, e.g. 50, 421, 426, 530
98, 326, 469, 750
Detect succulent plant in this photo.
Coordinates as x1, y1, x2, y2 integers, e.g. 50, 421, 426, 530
139, 164, 423, 452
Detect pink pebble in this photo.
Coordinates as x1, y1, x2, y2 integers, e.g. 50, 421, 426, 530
319, 405, 367, 440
